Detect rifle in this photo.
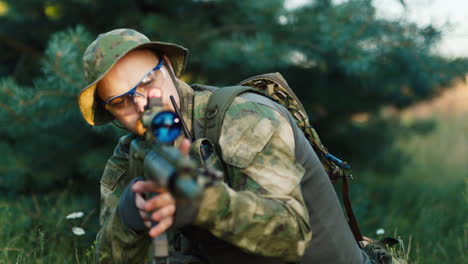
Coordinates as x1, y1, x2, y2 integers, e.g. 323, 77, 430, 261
128, 89, 201, 264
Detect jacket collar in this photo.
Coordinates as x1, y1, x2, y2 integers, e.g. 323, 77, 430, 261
174, 79, 194, 147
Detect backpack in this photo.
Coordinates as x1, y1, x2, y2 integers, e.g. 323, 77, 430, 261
199, 72, 363, 244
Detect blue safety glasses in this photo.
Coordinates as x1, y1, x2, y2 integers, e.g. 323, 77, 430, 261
103, 57, 164, 113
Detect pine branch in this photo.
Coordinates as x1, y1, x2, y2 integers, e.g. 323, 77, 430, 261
52, 52, 81, 87
0, 102, 27, 122
283, 39, 322, 53
18, 90, 74, 107
192, 24, 260, 46
34, 101, 75, 119
343, 15, 373, 48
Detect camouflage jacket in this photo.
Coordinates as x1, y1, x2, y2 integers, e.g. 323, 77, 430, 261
95, 81, 311, 263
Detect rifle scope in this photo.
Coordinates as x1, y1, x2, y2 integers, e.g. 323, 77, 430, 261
151, 111, 182, 143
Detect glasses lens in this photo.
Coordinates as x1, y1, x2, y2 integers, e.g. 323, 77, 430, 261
106, 94, 133, 112
151, 111, 182, 143
135, 66, 167, 96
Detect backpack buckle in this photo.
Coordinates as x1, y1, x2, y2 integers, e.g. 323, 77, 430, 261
325, 153, 351, 170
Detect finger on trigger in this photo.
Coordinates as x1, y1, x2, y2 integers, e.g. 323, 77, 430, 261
134, 182, 167, 194
132, 180, 159, 193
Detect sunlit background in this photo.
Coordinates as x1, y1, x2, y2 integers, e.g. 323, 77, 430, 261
288, 0, 468, 56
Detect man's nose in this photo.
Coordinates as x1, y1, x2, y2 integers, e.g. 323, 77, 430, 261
134, 96, 147, 113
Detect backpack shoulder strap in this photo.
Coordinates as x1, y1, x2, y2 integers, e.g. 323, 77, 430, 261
203, 86, 268, 186
204, 86, 264, 145
202, 78, 364, 245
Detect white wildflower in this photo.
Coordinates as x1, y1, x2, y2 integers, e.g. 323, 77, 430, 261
72, 227, 86, 236
376, 228, 385, 235
66, 211, 84, 219
278, 15, 288, 25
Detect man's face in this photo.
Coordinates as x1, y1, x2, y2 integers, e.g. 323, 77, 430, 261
97, 49, 180, 135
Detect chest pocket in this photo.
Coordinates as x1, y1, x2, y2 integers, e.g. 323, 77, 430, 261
99, 160, 127, 224
219, 110, 276, 169
100, 160, 126, 191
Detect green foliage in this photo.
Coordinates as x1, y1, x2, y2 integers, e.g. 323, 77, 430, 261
0, 192, 99, 263
0, 26, 124, 194
0, 0, 467, 263
353, 115, 468, 263
1, 0, 468, 171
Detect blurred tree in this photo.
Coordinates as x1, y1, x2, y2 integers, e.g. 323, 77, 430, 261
1, 0, 467, 193
0, 27, 122, 195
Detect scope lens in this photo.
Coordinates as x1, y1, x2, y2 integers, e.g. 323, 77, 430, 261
151, 111, 182, 143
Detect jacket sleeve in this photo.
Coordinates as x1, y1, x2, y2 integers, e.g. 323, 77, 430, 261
193, 98, 311, 262
94, 135, 150, 264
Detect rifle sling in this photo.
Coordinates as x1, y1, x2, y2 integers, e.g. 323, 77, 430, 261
342, 174, 364, 244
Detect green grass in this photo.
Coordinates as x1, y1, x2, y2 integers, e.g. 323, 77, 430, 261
0, 192, 99, 263
354, 114, 468, 263
1, 115, 466, 263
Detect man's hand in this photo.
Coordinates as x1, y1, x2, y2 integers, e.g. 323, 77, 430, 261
132, 139, 191, 238
132, 181, 175, 237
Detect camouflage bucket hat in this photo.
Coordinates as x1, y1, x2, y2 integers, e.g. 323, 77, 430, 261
78, 28, 188, 126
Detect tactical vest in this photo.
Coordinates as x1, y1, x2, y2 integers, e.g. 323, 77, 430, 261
182, 80, 370, 264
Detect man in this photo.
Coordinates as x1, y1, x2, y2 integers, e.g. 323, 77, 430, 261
78, 28, 370, 264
